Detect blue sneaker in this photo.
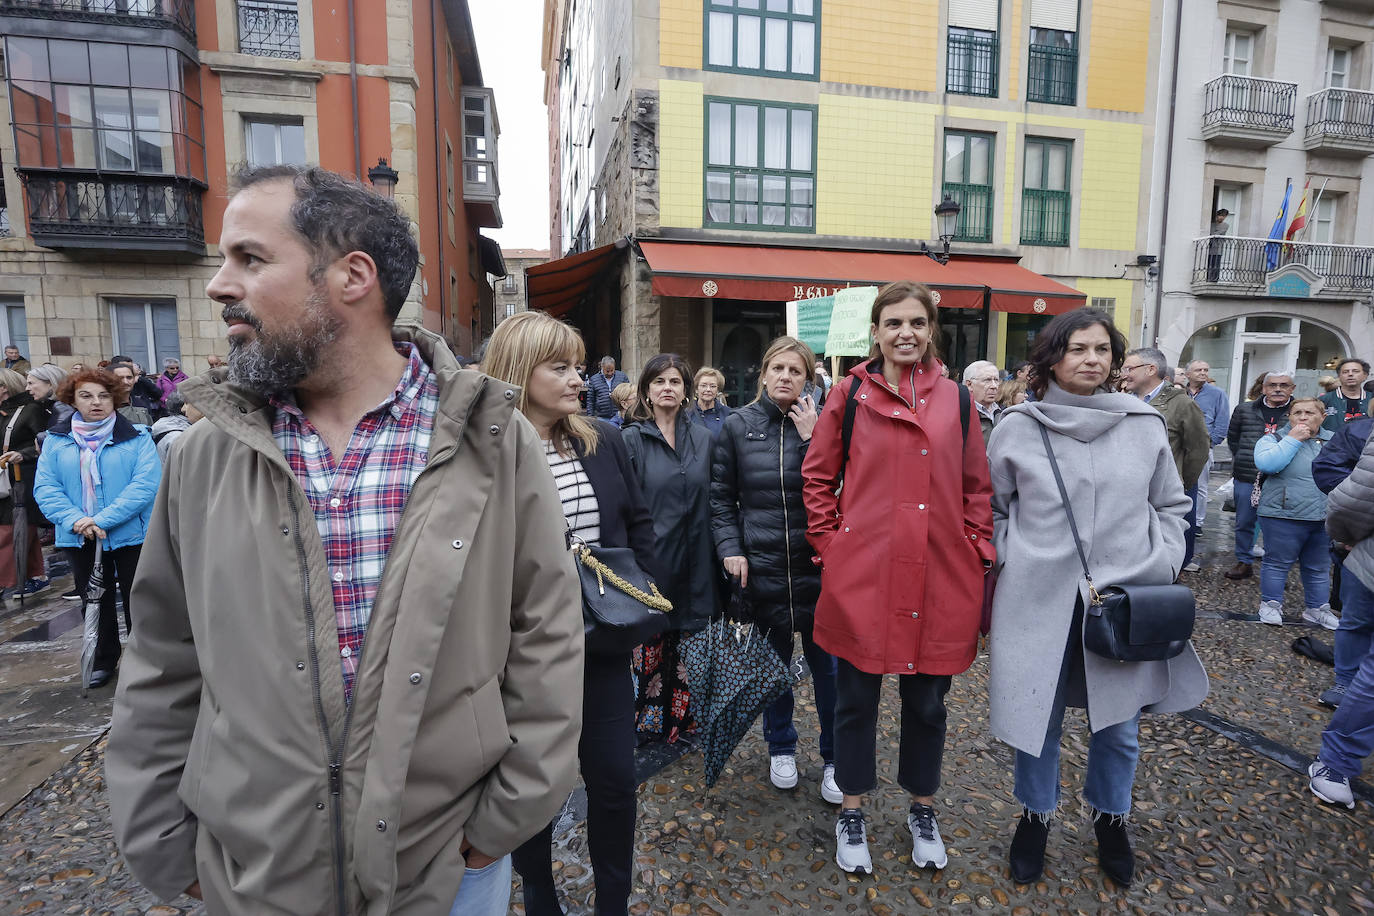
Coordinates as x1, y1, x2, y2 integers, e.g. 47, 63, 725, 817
21, 578, 50, 598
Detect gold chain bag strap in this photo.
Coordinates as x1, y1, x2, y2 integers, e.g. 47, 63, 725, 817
572, 541, 673, 611
568, 532, 673, 654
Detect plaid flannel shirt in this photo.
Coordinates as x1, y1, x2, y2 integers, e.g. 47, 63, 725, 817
271, 343, 438, 700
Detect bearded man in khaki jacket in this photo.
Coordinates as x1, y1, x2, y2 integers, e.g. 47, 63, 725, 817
107, 165, 584, 915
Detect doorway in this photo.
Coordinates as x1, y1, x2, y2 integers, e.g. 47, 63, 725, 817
712, 299, 785, 408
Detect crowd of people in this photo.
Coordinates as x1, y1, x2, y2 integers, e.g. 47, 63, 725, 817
78, 165, 1371, 915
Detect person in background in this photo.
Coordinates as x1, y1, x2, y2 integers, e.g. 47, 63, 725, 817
987, 308, 1205, 890
1253, 398, 1339, 628
1172, 367, 1188, 387
803, 282, 993, 876
0, 367, 51, 598
153, 358, 188, 408
962, 360, 1002, 443
814, 359, 833, 396
1184, 360, 1231, 560
711, 336, 836, 806
485, 311, 654, 916
26, 363, 69, 435
586, 356, 630, 420
607, 381, 635, 428
107, 361, 157, 426
205, 355, 225, 370
1225, 371, 1295, 580
998, 379, 1028, 409
1319, 376, 1340, 394
150, 391, 204, 463
1320, 358, 1371, 433
687, 366, 732, 440
4, 346, 31, 374
621, 353, 715, 744
1008, 361, 1030, 383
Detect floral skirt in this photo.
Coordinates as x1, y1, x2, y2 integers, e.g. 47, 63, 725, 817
632, 632, 695, 743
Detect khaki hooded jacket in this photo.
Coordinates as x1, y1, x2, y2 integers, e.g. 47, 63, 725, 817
106, 326, 585, 914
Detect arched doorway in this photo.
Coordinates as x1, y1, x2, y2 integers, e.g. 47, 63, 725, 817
1180, 315, 1352, 404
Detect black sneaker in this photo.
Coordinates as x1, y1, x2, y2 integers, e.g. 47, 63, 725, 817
62, 589, 82, 601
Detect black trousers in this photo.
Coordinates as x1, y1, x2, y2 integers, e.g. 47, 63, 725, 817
512, 651, 636, 916
832, 658, 952, 798
68, 541, 141, 673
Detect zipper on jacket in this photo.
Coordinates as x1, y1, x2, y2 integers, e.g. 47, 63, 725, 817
779, 421, 795, 632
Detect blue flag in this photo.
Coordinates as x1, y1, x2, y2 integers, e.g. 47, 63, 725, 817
1264, 179, 1292, 271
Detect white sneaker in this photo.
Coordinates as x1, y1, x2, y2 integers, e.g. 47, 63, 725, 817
1303, 604, 1340, 630
1258, 600, 1284, 625
907, 804, 948, 870
820, 764, 843, 804
1182, 561, 1201, 573
1309, 760, 1355, 809
835, 808, 872, 874
769, 754, 798, 789
1253, 545, 1265, 558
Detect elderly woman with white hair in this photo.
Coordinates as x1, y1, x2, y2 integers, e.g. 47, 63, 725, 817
0, 366, 58, 597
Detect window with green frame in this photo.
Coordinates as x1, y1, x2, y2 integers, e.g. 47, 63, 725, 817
705, 0, 818, 79
705, 98, 815, 231
1027, 28, 1077, 105
942, 131, 994, 242
1021, 136, 1071, 246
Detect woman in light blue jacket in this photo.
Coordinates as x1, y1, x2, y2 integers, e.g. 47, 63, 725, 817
34, 368, 161, 688
1253, 397, 1337, 629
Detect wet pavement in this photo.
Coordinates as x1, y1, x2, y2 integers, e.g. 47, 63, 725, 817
3, 459, 1373, 914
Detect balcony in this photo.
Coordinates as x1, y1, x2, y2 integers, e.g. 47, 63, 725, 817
942, 182, 992, 242
19, 170, 205, 257
1020, 188, 1071, 246
1304, 88, 1374, 157
0, 0, 195, 42
1191, 235, 1374, 300
1027, 44, 1077, 105
1202, 75, 1297, 147
461, 87, 501, 228
237, 0, 300, 59
946, 29, 998, 98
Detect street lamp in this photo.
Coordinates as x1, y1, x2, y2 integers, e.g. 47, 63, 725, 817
367, 157, 399, 198
921, 194, 962, 264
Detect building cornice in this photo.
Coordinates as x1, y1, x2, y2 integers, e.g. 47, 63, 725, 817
202, 53, 420, 89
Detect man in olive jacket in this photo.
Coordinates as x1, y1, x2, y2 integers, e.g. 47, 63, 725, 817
107, 166, 584, 915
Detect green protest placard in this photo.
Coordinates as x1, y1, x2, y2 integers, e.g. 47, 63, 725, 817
792, 295, 834, 353
824, 286, 878, 356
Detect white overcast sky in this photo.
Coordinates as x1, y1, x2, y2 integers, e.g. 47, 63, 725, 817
470, 1, 552, 251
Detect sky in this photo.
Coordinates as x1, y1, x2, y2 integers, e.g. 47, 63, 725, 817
470, 0, 552, 253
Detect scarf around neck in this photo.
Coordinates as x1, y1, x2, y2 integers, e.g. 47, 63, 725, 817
71, 413, 117, 516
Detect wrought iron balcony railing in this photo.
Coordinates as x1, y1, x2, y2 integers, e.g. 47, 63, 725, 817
942, 181, 993, 242
1202, 75, 1296, 138
1027, 44, 1077, 105
1305, 87, 1374, 151
237, 0, 300, 59
1192, 235, 1374, 295
20, 170, 204, 254
0, 208, 10, 238
0, 0, 195, 41
946, 30, 998, 98
1020, 187, 1071, 246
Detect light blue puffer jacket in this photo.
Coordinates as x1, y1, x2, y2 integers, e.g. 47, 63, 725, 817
1253, 425, 1334, 521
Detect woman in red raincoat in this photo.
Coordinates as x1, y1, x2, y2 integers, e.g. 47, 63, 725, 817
802, 280, 994, 876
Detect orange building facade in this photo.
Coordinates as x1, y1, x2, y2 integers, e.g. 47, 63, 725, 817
0, 0, 501, 370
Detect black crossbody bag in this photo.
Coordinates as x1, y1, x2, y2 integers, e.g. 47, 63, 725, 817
1037, 423, 1195, 662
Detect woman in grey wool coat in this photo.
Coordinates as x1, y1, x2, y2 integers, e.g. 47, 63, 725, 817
985, 308, 1209, 889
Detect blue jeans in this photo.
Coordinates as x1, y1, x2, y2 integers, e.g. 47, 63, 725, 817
763, 621, 837, 764
449, 855, 512, 916
1336, 572, 1374, 687
1320, 626, 1374, 779
1182, 488, 1199, 571
1014, 624, 1141, 816
1258, 516, 1330, 608
1233, 480, 1259, 564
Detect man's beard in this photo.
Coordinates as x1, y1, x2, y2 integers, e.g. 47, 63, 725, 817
223, 289, 342, 399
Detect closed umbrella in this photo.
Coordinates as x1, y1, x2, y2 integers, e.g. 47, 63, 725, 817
79, 548, 107, 697
10, 465, 29, 606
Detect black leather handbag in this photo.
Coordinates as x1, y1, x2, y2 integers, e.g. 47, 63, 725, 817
569, 533, 672, 655
1037, 424, 1195, 663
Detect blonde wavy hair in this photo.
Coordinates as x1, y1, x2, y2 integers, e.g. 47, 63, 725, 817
481, 311, 599, 457
754, 336, 817, 403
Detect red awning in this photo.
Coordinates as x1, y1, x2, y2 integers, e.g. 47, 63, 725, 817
525, 239, 629, 317
637, 240, 1085, 314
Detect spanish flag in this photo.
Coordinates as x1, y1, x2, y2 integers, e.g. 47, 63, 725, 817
1286, 178, 1312, 242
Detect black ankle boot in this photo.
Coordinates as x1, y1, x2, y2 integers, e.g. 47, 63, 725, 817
1008, 809, 1050, 884
1093, 812, 1134, 887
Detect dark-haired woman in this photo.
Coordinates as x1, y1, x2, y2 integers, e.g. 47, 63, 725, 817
985, 308, 1208, 888
34, 368, 161, 688
0, 368, 51, 598
621, 354, 714, 743
711, 336, 837, 803
803, 282, 993, 875
485, 311, 657, 916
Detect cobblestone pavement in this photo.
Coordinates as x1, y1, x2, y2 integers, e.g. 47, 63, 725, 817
3, 465, 1372, 915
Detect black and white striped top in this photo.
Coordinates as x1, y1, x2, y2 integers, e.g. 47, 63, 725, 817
544, 439, 601, 545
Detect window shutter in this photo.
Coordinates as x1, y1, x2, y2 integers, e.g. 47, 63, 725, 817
949, 0, 998, 32
1030, 0, 1078, 32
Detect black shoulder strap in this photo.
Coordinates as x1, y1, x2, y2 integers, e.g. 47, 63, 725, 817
957, 381, 970, 451
839, 375, 861, 480
1037, 422, 1095, 590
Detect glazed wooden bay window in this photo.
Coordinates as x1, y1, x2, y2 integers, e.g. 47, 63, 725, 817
705, 0, 818, 79
942, 131, 994, 242
1020, 137, 1071, 246
705, 99, 815, 231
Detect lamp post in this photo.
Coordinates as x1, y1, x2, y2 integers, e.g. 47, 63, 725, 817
918, 193, 962, 264
367, 157, 399, 198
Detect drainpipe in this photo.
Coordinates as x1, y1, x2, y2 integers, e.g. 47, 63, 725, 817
347, 0, 362, 179
1150, 0, 1184, 348
430, 0, 449, 340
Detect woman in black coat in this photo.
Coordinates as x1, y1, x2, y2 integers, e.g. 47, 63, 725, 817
483, 311, 655, 916
0, 368, 52, 597
622, 353, 715, 743
710, 336, 840, 804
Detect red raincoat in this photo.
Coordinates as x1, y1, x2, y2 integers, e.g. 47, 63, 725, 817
801, 358, 994, 676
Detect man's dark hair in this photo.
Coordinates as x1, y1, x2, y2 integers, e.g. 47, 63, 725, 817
1027, 307, 1127, 399
230, 164, 420, 321
1336, 357, 1370, 376
164, 390, 186, 416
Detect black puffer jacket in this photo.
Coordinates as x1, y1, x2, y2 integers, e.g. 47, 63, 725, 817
622, 413, 716, 631
1228, 397, 1292, 483
709, 394, 820, 632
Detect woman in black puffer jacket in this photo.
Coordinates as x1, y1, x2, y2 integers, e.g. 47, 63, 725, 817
710, 336, 840, 804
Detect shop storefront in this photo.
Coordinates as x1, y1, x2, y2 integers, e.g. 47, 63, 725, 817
1180, 313, 1354, 404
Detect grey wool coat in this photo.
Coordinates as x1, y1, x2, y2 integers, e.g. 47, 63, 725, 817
1327, 424, 1374, 592
985, 383, 1210, 755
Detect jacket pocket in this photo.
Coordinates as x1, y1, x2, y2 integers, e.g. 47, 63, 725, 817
177, 701, 219, 812
472, 675, 514, 773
